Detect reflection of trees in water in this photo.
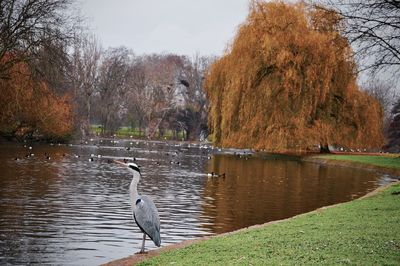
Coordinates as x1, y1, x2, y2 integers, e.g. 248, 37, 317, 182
201, 154, 380, 234
0, 142, 386, 264
0, 144, 68, 264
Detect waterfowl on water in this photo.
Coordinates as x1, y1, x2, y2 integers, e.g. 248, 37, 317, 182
207, 172, 226, 178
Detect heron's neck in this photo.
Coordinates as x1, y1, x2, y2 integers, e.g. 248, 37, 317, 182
129, 173, 140, 209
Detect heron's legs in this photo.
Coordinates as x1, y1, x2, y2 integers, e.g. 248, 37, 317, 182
140, 233, 146, 253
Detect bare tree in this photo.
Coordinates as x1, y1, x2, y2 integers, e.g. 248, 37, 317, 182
125, 57, 148, 135
125, 55, 158, 137
364, 79, 398, 120
181, 54, 213, 107
131, 54, 185, 138
70, 33, 102, 136
115, 53, 214, 140
33, 40, 71, 95
386, 96, 400, 152
318, 0, 400, 79
96, 47, 132, 134
0, 0, 78, 79
178, 54, 215, 140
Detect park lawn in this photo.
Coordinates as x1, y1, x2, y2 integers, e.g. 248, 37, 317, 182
138, 182, 400, 265
313, 154, 400, 170
89, 125, 185, 140
90, 125, 144, 138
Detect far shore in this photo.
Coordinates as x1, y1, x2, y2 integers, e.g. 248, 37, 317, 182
302, 153, 400, 177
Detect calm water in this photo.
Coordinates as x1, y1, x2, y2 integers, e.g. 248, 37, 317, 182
0, 140, 394, 265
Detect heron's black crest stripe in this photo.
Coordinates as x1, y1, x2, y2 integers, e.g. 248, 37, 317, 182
136, 198, 142, 205
129, 164, 141, 173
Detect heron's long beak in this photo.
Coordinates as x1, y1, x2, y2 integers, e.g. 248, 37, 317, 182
114, 160, 127, 166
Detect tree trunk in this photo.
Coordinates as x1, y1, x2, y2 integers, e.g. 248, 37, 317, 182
320, 143, 331, 153
85, 98, 91, 136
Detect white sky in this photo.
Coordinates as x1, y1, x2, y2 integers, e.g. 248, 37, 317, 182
77, 0, 250, 56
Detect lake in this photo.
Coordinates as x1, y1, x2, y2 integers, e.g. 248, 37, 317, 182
0, 140, 393, 265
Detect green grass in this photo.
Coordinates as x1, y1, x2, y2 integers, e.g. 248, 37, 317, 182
313, 154, 400, 169
89, 125, 185, 140
139, 183, 400, 265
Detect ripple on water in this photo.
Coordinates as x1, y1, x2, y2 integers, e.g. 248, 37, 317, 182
0, 141, 392, 265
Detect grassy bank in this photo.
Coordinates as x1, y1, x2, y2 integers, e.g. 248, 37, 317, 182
137, 182, 400, 265
302, 154, 400, 176
90, 125, 185, 140
311, 154, 400, 170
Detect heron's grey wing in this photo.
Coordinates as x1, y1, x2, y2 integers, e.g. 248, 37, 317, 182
134, 195, 161, 247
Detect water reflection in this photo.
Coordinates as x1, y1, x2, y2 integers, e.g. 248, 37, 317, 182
0, 141, 391, 265
202, 155, 383, 233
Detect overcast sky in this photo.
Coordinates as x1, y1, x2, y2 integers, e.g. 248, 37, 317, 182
77, 0, 250, 56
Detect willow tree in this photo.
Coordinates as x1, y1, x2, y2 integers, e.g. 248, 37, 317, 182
205, 1, 384, 152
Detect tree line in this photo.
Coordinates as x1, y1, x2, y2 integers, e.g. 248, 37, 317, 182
0, 0, 399, 151
72, 39, 214, 140
0, 0, 213, 141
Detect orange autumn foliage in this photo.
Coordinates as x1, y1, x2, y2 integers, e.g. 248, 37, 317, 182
0, 60, 73, 140
204, 1, 384, 152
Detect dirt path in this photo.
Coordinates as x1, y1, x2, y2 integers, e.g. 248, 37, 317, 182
101, 237, 209, 266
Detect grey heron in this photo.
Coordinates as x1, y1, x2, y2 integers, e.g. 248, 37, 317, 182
115, 160, 161, 253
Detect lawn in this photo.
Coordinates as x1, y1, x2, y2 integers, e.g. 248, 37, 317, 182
138, 182, 400, 265
90, 125, 185, 140
312, 154, 400, 170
